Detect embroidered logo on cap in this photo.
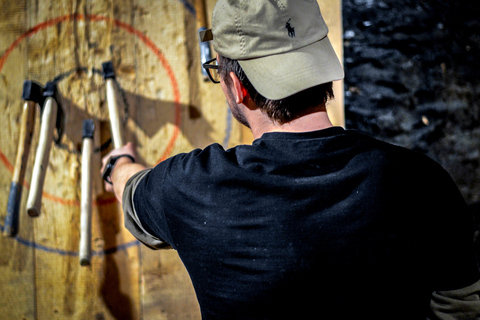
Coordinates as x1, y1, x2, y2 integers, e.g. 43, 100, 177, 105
286, 19, 295, 38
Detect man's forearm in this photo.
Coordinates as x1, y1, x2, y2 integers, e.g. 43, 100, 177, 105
110, 158, 147, 204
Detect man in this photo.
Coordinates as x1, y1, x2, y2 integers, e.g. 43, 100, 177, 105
101, 0, 480, 319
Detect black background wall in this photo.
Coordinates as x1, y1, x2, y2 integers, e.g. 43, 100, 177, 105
342, 0, 480, 264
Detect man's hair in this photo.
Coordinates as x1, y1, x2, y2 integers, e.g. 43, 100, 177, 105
218, 55, 334, 124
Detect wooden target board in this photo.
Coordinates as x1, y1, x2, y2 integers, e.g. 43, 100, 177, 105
0, 0, 343, 319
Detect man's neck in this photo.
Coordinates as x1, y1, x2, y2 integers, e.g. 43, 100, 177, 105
249, 107, 334, 140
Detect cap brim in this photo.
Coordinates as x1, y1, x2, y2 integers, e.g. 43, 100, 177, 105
238, 36, 344, 100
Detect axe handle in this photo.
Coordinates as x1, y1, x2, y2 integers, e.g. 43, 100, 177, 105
26, 97, 58, 217
79, 136, 93, 266
105, 79, 124, 149
4, 101, 36, 237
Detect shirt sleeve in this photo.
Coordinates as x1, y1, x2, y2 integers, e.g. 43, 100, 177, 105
430, 279, 480, 320
122, 168, 170, 250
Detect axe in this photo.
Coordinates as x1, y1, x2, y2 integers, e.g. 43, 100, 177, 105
102, 61, 124, 149
79, 119, 94, 266
26, 81, 63, 217
195, 0, 213, 80
3, 81, 45, 237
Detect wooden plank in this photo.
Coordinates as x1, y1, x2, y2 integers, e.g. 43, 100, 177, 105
133, 1, 201, 319
88, 0, 141, 318
23, 0, 140, 318
26, 0, 88, 318
94, 0, 142, 319
318, 0, 345, 127
0, 0, 37, 319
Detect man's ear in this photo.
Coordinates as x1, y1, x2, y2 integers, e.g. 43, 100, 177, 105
229, 72, 249, 104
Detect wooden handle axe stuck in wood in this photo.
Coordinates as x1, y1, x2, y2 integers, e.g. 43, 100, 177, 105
79, 119, 95, 266
102, 61, 124, 149
3, 81, 45, 237
26, 81, 63, 218
195, 0, 213, 81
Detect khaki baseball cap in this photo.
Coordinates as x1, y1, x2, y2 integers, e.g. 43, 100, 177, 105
201, 0, 344, 100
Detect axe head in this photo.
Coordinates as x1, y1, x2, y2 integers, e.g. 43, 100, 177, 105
43, 81, 57, 98
22, 80, 45, 106
102, 61, 115, 79
82, 119, 95, 139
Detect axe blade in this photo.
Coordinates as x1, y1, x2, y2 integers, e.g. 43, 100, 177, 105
22, 80, 45, 105
102, 61, 115, 79
82, 119, 95, 139
43, 81, 57, 98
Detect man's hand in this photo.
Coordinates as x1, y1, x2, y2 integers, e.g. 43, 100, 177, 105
100, 142, 146, 203
101, 142, 136, 192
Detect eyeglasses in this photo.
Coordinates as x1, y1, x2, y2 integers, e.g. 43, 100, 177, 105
203, 57, 220, 84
